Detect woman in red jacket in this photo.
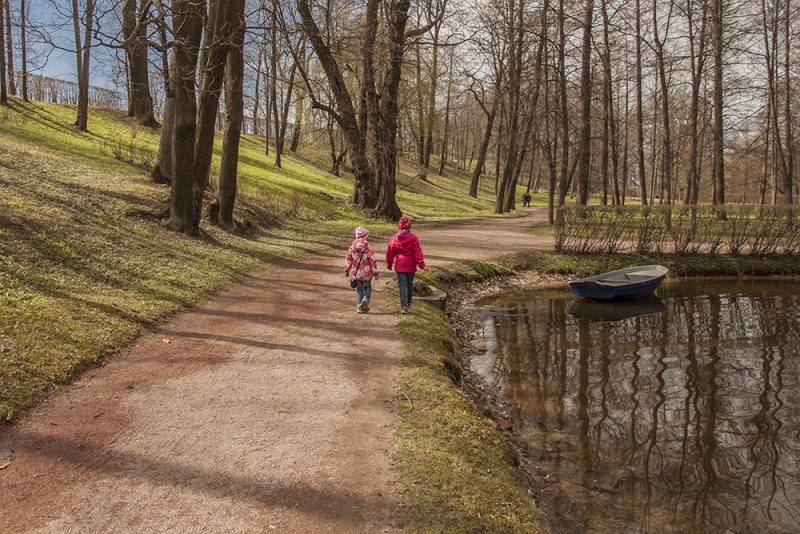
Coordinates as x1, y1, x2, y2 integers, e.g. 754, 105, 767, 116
385, 216, 425, 314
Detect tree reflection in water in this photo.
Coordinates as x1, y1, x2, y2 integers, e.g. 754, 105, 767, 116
472, 280, 800, 533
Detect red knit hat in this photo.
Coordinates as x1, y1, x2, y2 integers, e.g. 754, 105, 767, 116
398, 216, 411, 231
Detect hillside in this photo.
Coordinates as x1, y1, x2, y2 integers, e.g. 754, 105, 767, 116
0, 97, 517, 422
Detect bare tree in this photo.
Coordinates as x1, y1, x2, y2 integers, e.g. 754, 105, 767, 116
782, 0, 793, 205
468, 80, 499, 198
0, 0, 6, 105
652, 0, 674, 204
711, 0, 725, 210
216, 0, 245, 230
20, 0, 28, 101
167, 0, 204, 235
122, 0, 155, 125
71, 0, 94, 131
194, 0, 236, 197
5, 0, 15, 96
635, 0, 647, 205
682, 0, 708, 205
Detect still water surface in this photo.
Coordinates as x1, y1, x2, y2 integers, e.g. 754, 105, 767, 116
473, 279, 800, 533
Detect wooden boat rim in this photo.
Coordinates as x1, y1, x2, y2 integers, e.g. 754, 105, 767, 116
568, 265, 668, 286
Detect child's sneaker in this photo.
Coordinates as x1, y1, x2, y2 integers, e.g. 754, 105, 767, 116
361, 299, 370, 312
401, 306, 409, 314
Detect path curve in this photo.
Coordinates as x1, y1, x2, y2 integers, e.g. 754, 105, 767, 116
0, 208, 552, 533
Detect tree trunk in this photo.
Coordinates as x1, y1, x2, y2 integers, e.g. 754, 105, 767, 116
495, 0, 523, 214
423, 20, 442, 172
270, 0, 280, 167
712, 0, 725, 210
635, 0, 647, 205
194, 0, 233, 197
370, 0, 407, 220
783, 0, 793, 204
217, 0, 245, 230
276, 62, 297, 163
684, 0, 707, 205
576, 0, 594, 206
600, 0, 614, 206
5, 0, 14, 96
291, 53, 306, 153
252, 46, 262, 136
414, 44, 426, 173
0, 0, 6, 106
653, 0, 673, 204
20, 0, 27, 102
557, 0, 570, 209
470, 96, 498, 197
72, 0, 93, 131
296, 0, 377, 209
167, 0, 204, 235
123, 0, 155, 126
438, 51, 454, 176
151, 94, 174, 184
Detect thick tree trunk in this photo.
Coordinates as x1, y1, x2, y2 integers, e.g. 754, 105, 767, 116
123, 0, 155, 126
370, 0, 406, 221
217, 0, 245, 230
167, 0, 204, 235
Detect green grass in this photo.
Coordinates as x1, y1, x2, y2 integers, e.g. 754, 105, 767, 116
395, 302, 550, 533
0, 97, 508, 422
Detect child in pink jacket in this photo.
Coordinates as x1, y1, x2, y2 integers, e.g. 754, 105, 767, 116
344, 226, 379, 313
385, 216, 425, 314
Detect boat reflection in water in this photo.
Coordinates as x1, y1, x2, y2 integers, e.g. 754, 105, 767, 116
568, 294, 666, 322
472, 280, 800, 534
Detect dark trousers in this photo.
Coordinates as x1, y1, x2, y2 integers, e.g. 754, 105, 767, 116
397, 272, 415, 307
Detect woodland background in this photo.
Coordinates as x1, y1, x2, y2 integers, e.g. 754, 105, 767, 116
0, 0, 798, 228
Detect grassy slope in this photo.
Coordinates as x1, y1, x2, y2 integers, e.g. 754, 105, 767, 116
0, 98, 548, 532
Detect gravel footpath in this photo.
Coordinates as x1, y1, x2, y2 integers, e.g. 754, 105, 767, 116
0, 208, 551, 533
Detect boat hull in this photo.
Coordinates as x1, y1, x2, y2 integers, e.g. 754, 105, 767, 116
568, 265, 668, 300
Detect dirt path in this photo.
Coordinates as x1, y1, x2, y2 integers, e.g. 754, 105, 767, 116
0, 208, 552, 534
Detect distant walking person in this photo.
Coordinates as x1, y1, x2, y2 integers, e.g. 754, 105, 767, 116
386, 216, 426, 314
344, 226, 379, 313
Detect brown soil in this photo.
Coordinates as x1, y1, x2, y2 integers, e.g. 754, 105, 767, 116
0, 208, 552, 533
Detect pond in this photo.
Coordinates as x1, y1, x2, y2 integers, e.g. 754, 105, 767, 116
472, 279, 800, 534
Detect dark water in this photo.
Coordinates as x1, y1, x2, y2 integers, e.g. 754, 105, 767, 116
473, 280, 800, 534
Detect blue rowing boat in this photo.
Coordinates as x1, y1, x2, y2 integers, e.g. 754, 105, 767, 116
568, 265, 668, 300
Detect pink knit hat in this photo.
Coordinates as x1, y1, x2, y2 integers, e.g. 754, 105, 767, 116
355, 226, 369, 238
398, 216, 411, 231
